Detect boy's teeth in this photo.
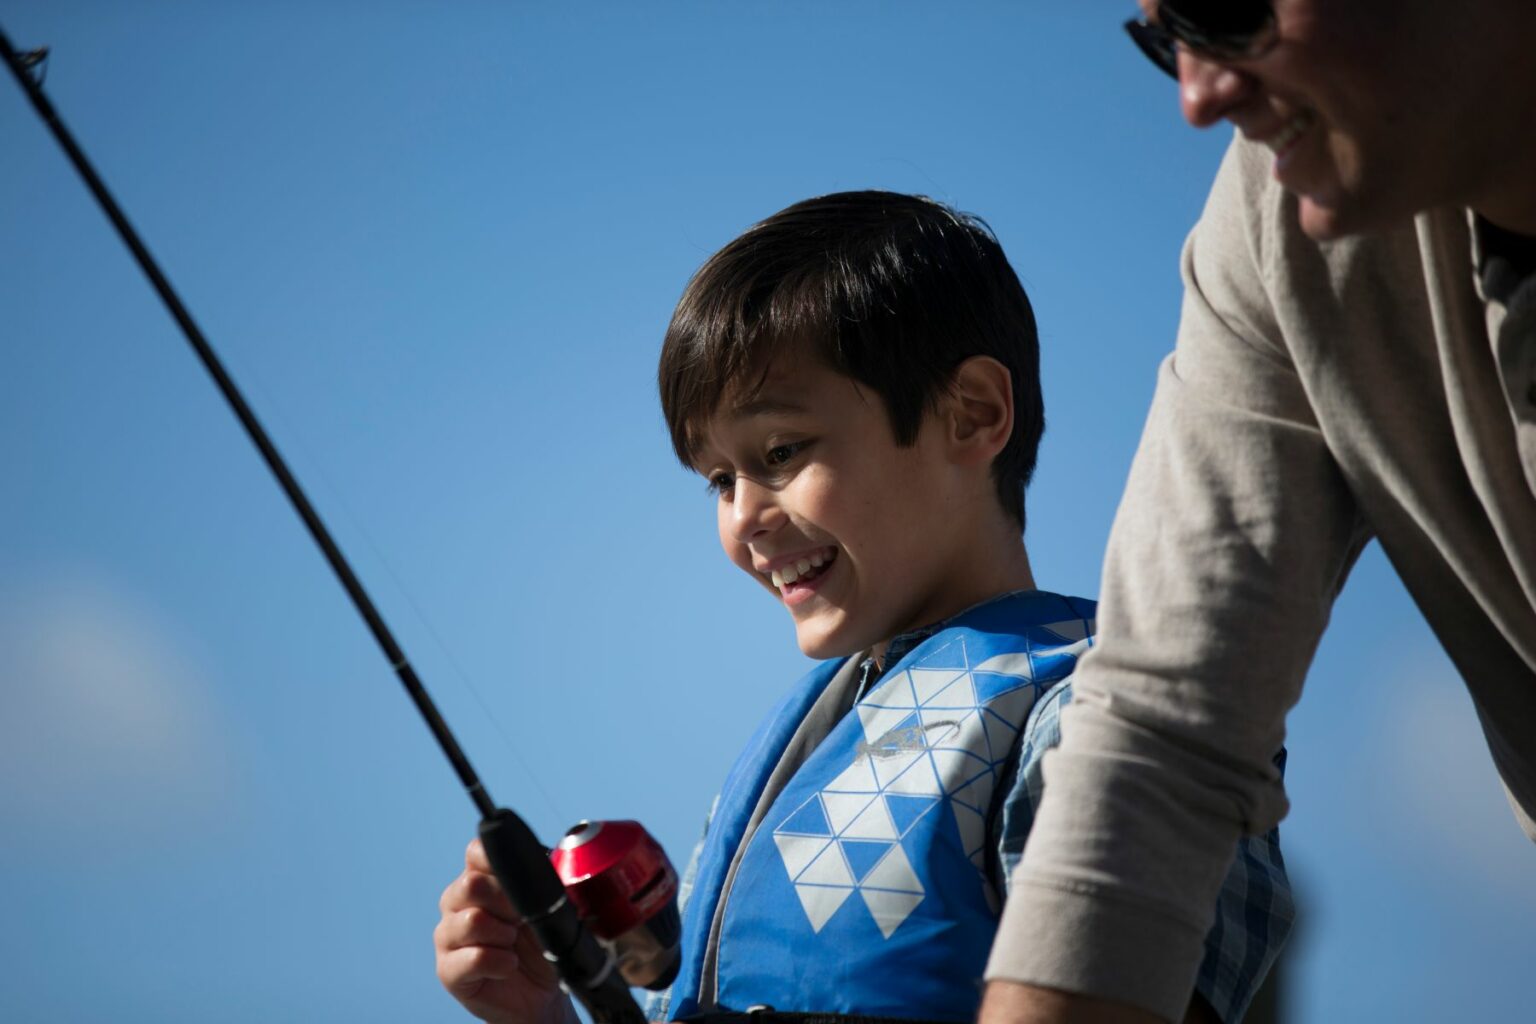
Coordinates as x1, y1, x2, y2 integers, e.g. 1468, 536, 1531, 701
768, 548, 837, 591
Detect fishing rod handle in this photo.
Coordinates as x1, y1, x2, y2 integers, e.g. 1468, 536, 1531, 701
478, 809, 648, 1024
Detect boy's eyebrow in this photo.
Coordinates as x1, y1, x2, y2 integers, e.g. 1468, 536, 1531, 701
726, 395, 807, 419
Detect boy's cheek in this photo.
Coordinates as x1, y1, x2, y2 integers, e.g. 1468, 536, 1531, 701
721, 539, 769, 591
716, 519, 748, 571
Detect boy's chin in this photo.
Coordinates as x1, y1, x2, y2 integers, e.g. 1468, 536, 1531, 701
791, 617, 867, 661
793, 632, 840, 660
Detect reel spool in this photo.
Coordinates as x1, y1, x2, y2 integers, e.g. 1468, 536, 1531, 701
551, 820, 682, 990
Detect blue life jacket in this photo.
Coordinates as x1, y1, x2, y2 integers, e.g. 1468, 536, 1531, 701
669, 591, 1096, 1023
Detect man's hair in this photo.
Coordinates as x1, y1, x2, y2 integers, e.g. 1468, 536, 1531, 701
658, 190, 1043, 526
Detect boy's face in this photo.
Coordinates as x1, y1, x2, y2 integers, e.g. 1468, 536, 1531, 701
693, 354, 980, 660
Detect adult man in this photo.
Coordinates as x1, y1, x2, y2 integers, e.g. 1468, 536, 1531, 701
979, 1, 1536, 1021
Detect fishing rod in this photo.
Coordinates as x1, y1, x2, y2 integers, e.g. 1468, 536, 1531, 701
1, 25, 678, 1023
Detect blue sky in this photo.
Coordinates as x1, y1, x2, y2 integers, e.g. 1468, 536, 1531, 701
1, 3, 1530, 1021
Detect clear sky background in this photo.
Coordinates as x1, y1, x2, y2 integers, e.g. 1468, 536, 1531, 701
1, 3, 1531, 1021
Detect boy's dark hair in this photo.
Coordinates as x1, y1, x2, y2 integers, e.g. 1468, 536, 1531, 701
658, 190, 1043, 526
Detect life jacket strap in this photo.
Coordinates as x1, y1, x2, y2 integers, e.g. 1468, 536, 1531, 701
678, 1010, 960, 1024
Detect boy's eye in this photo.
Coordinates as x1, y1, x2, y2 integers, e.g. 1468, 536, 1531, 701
706, 471, 735, 495
765, 441, 809, 467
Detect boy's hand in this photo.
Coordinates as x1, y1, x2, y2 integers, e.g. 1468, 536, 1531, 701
435, 838, 574, 1024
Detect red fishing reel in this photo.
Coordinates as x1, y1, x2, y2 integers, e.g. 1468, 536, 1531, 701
550, 820, 682, 990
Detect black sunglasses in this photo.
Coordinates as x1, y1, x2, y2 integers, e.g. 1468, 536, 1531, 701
1124, 1, 1278, 79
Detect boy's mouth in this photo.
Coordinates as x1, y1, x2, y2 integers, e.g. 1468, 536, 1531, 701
768, 547, 838, 592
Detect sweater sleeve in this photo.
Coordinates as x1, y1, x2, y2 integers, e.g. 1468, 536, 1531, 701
993, 679, 1296, 1024
984, 138, 1369, 1020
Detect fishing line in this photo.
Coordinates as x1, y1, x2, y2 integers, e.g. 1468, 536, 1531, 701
220, 355, 566, 824
0, 36, 495, 819
2, 26, 644, 1022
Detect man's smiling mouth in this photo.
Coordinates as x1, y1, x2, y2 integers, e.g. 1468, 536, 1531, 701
1269, 109, 1314, 161
768, 547, 839, 590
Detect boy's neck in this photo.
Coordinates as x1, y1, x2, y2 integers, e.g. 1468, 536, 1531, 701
871, 540, 1035, 668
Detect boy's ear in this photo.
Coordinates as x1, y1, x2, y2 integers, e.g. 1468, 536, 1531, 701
943, 355, 1014, 466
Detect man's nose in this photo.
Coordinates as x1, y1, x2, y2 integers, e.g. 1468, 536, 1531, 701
729, 476, 784, 542
1177, 49, 1254, 128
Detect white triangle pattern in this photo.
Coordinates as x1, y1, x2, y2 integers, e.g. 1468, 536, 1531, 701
773, 632, 1062, 940
885, 757, 943, 796
775, 833, 833, 880
869, 748, 924, 789
983, 687, 1039, 731
797, 883, 854, 933
799, 842, 855, 887
842, 799, 899, 840
861, 842, 922, 892
856, 703, 914, 742
909, 667, 965, 705
861, 889, 926, 939
827, 756, 879, 794
823, 791, 878, 833
923, 674, 978, 710
860, 670, 911, 710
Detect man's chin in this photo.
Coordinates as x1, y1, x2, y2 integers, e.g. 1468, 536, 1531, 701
1296, 194, 1355, 241
1296, 182, 1416, 242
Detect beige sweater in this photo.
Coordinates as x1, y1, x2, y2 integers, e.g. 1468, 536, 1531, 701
985, 138, 1536, 1020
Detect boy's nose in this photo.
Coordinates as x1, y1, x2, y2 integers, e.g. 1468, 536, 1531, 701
729, 476, 784, 542
1177, 49, 1256, 128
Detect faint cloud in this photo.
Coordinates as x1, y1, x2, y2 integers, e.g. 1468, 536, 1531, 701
1375, 664, 1536, 906
0, 573, 230, 831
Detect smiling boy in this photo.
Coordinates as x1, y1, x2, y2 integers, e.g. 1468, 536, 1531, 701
434, 192, 1292, 1024
682, 340, 1037, 665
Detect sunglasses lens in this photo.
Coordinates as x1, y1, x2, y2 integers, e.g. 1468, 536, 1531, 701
1125, 21, 1179, 77
1161, 0, 1271, 34
1161, 0, 1271, 49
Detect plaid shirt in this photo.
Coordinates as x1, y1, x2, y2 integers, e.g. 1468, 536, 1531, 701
998, 678, 1293, 1022
649, 608, 1294, 1023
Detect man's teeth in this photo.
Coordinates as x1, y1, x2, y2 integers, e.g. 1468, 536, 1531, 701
770, 551, 829, 589
1272, 111, 1312, 153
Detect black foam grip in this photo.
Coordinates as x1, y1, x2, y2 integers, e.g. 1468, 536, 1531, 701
478, 809, 647, 1024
